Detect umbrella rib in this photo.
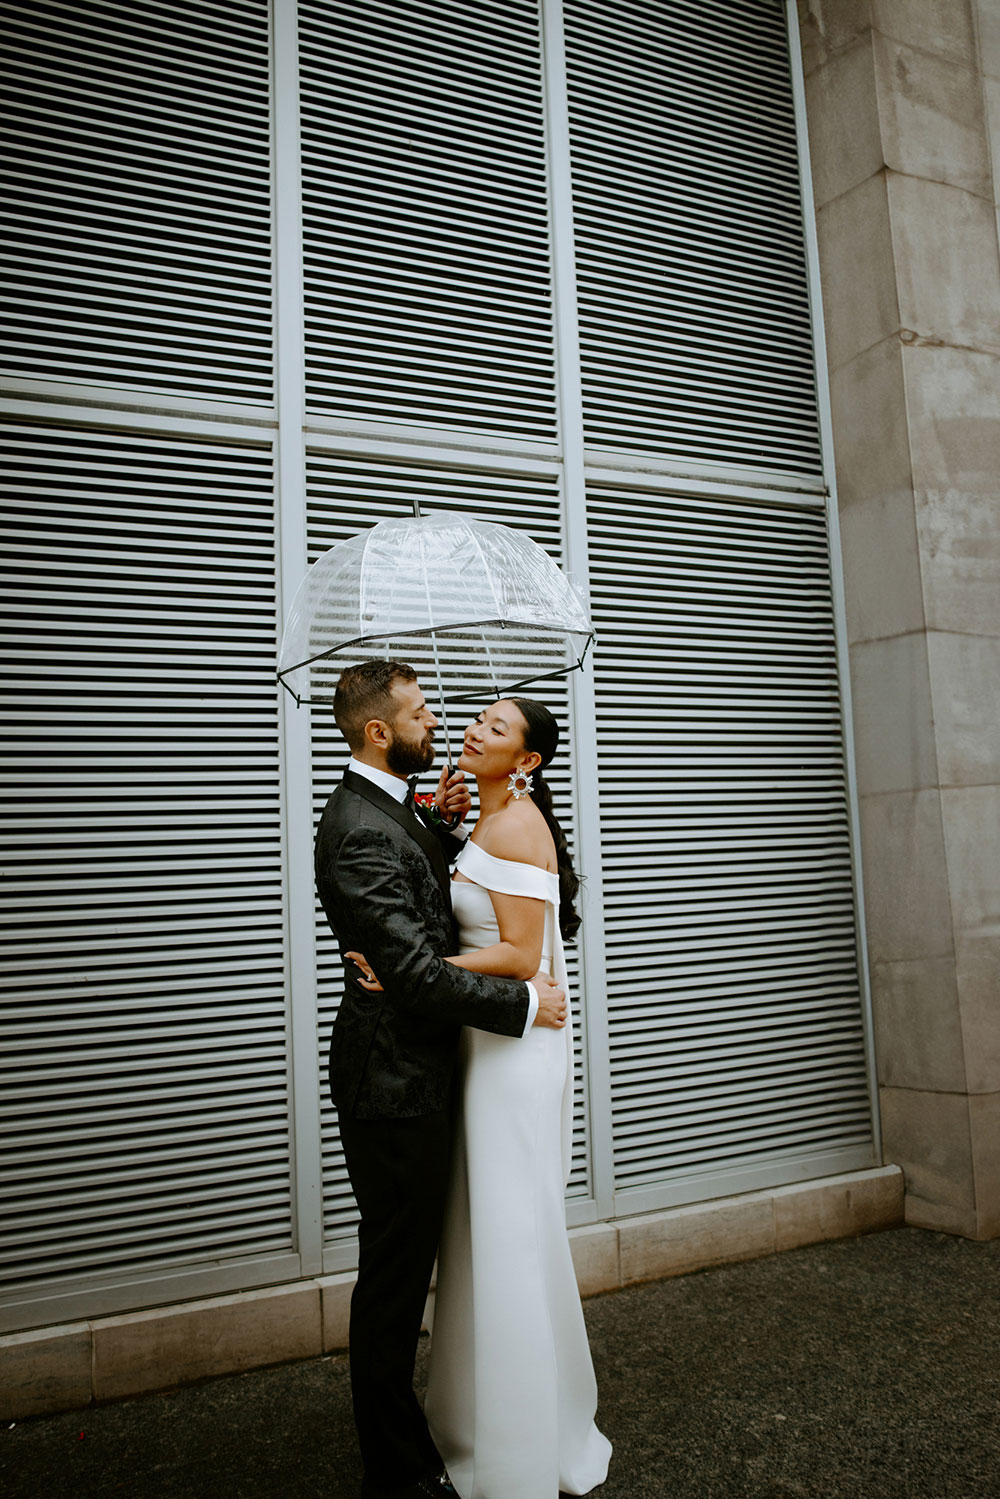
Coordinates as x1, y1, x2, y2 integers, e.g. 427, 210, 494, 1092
417, 526, 454, 767
467, 525, 505, 619
285, 650, 593, 707
466, 524, 507, 697
277, 618, 594, 676
278, 618, 594, 676
357, 524, 374, 638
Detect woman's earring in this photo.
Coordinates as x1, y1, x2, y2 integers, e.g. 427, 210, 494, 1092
507, 769, 534, 799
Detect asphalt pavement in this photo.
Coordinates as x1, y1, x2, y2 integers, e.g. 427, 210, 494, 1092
3, 1226, 999, 1499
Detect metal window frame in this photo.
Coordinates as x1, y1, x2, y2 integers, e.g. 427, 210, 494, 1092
542, 0, 615, 1224
785, 0, 881, 1163
273, 0, 325, 1279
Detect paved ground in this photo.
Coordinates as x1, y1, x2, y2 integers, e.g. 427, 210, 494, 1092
3, 1227, 999, 1499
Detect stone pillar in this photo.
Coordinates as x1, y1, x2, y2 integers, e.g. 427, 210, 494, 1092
797, 0, 1000, 1237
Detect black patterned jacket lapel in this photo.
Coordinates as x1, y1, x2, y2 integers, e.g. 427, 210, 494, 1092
342, 769, 452, 906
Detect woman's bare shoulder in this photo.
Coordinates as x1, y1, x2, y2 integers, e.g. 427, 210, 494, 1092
477, 803, 555, 870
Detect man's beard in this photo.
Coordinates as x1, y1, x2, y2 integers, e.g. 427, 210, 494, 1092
385, 727, 435, 776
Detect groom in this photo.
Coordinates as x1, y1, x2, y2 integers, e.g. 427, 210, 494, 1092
315, 659, 567, 1499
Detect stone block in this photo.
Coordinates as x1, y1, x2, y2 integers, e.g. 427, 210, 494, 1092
803, 36, 883, 207
817, 174, 899, 370
618, 1197, 775, 1286
956, 933, 1000, 1094
872, 33, 992, 197
568, 1222, 621, 1298
940, 784, 1000, 934
797, 0, 873, 77
914, 488, 1000, 636
856, 790, 955, 964
92, 1283, 322, 1402
847, 633, 938, 795
872, 0, 977, 69
837, 487, 927, 644
940, 788, 1000, 1103
969, 1091, 1000, 1237
827, 337, 928, 644
0, 1323, 92, 1421
983, 73, 1000, 213
827, 335, 910, 506
318, 1272, 354, 1352
927, 633, 1000, 787
888, 173, 1000, 351
772, 1166, 904, 1250
980, 2, 1000, 83
880, 1086, 977, 1234
903, 342, 1000, 496
869, 955, 965, 1091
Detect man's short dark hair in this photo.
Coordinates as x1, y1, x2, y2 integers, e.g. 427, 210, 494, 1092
333, 660, 417, 751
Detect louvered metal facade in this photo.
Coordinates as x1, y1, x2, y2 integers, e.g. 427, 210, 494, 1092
0, 0, 876, 1333
1, 0, 273, 403
1, 421, 293, 1318
565, 0, 822, 473
588, 487, 872, 1209
299, 0, 557, 439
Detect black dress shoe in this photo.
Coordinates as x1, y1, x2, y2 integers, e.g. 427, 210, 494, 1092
363, 1472, 457, 1499
416, 1476, 457, 1498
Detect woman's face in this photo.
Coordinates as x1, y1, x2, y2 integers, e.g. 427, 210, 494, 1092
459, 699, 534, 781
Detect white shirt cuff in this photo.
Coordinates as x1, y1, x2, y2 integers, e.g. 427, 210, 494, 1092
522, 981, 539, 1036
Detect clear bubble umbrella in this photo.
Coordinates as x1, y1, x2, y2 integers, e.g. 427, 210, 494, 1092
277, 513, 594, 764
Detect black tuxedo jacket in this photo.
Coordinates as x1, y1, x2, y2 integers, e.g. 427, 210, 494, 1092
315, 768, 530, 1118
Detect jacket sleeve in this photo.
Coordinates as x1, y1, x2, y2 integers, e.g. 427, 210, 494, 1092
435, 823, 467, 866
331, 826, 530, 1038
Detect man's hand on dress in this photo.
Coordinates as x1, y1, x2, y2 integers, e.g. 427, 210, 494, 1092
435, 765, 471, 827
531, 973, 567, 1029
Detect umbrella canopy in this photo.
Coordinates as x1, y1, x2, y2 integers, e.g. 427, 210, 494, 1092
277, 515, 594, 739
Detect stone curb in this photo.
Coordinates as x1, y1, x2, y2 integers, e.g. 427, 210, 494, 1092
0, 1166, 903, 1422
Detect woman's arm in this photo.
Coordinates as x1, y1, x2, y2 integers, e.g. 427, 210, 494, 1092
446, 888, 545, 980
330, 825, 530, 1035
447, 813, 553, 980
347, 815, 553, 988
348, 884, 545, 987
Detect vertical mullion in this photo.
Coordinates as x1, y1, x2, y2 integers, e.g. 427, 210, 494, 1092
542, 0, 615, 1221
273, 0, 323, 1275
785, 0, 881, 1162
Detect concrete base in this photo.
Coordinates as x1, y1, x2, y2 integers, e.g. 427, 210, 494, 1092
0, 1167, 903, 1422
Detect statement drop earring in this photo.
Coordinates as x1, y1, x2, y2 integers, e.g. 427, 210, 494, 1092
507, 769, 534, 799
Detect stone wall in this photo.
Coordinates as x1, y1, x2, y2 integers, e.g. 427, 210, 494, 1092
798, 0, 1000, 1235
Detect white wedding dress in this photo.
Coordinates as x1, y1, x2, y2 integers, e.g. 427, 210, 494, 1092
425, 840, 612, 1499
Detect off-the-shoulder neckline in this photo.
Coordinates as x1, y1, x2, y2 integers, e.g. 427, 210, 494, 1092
458, 839, 558, 880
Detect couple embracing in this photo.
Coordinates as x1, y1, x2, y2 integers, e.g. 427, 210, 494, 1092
315, 660, 612, 1499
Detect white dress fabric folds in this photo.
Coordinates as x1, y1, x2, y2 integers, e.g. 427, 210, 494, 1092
425, 840, 611, 1499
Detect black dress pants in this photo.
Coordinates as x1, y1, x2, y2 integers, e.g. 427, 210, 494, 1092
338, 1107, 453, 1497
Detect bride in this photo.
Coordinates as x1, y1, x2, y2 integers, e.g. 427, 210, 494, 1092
360, 696, 611, 1499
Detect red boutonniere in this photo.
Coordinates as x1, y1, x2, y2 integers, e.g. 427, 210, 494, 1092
413, 792, 447, 826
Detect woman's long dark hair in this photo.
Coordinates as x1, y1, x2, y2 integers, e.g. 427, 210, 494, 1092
509, 698, 581, 943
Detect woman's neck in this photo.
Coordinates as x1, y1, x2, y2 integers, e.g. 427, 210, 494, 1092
474, 776, 513, 819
